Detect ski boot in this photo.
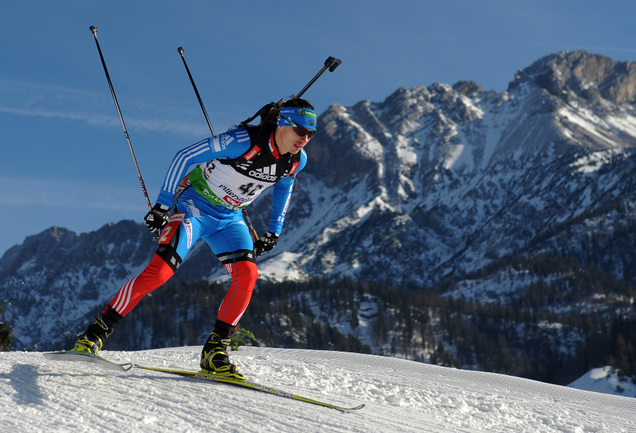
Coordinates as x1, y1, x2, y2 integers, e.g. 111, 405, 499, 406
200, 321, 245, 380
73, 308, 122, 354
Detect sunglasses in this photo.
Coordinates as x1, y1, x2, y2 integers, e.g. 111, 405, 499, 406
280, 114, 316, 138
292, 125, 316, 138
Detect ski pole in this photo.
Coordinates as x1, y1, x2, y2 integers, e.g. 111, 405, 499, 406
177, 46, 259, 243
177, 47, 215, 136
89, 26, 152, 211
239, 56, 342, 127
296, 56, 342, 99
242, 208, 259, 244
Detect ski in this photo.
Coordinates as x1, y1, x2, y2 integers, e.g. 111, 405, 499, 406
45, 351, 363, 412
44, 350, 133, 371
133, 364, 365, 412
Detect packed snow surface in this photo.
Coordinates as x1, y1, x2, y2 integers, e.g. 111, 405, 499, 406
1, 347, 635, 432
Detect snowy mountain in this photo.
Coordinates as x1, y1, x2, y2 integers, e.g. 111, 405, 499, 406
275, 50, 636, 287
1, 50, 635, 391
1, 347, 635, 433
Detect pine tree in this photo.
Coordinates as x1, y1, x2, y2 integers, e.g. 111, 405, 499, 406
0, 300, 14, 351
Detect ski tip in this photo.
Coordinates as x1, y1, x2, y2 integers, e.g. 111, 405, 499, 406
340, 403, 365, 412
120, 363, 134, 371
43, 350, 131, 372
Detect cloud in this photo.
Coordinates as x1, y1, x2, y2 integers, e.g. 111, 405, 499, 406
0, 78, 210, 136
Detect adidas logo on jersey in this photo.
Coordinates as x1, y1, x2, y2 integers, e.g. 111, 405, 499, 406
249, 163, 278, 181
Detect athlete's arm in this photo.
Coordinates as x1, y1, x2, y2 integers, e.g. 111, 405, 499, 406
268, 150, 307, 234
156, 129, 251, 206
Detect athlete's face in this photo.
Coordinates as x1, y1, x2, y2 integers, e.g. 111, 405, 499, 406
276, 125, 314, 155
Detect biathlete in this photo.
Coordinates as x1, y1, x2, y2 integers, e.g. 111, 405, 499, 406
72, 97, 317, 379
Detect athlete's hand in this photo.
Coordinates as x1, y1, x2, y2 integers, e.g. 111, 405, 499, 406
254, 231, 279, 257
144, 203, 170, 236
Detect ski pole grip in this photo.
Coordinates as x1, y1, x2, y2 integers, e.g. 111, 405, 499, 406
329, 58, 342, 72
323, 56, 342, 72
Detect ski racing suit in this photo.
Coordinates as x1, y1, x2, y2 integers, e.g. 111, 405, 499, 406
105, 121, 306, 326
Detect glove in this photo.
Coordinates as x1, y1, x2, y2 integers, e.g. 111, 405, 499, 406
253, 231, 279, 258
144, 203, 170, 236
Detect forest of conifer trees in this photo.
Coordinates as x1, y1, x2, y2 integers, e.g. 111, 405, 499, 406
84, 253, 636, 387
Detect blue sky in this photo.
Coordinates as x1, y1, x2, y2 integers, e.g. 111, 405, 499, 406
1, 1, 636, 257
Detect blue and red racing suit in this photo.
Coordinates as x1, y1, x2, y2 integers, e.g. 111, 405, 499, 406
106, 122, 306, 326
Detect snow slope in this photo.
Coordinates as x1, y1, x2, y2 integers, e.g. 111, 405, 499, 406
1, 347, 634, 433
569, 367, 636, 398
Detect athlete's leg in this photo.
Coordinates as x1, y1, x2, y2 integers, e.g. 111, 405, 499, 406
200, 217, 257, 376
207, 219, 258, 326
107, 212, 193, 317
216, 252, 258, 325
73, 212, 201, 353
